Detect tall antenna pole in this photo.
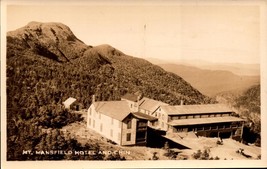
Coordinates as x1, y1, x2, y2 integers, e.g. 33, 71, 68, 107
143, 24, 146, 58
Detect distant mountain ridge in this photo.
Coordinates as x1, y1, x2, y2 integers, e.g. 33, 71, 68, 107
158, 63, 260, 97
146, 57, 260, 76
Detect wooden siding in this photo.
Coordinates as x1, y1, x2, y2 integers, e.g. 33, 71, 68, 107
121, 116, 137, 145
153, 107, 169, 131
87, 104, 122, 145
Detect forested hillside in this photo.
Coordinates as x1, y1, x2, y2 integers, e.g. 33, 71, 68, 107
216, 85, 261, 146
6, 22, 213, 160
234, 85, 261, 145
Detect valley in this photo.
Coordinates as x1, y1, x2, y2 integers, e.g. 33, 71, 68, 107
157, 63, 259, 97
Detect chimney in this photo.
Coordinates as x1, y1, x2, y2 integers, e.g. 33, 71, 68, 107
180, 100, 184, 106
92, 95, 95, 103
137, 94, 142, 102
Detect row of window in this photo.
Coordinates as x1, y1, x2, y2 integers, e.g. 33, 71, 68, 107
169, 113, 230, 120
173, 124, 240, 132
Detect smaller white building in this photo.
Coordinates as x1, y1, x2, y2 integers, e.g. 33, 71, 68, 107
63, 97, 77, 109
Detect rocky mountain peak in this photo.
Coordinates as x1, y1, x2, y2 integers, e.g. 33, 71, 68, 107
7, 21, 88, 62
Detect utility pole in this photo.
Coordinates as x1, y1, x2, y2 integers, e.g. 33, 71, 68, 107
143, 24, 146, 58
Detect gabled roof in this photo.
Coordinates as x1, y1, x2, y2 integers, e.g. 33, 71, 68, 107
139, 97, 169, 113
63, 97, 77, 107
161, 104, 233, 115
121, 93, 140, 102
168, 116, 244, 126
93, 100, 131, 121
132, 112, 158, 121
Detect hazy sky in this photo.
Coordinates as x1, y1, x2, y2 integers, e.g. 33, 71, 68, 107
6, 2, 261, 64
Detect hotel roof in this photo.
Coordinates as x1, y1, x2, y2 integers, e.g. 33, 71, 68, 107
132, 112, 158, 121
121, 93, 140, 102
161, 104, 233, 115
93, 100, 131, 121
139, 97, 169, 113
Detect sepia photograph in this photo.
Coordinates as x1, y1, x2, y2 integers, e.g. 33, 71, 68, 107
1, 0, 267, 168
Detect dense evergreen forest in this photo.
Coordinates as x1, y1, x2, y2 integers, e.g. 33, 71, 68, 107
6, 22, 213, 160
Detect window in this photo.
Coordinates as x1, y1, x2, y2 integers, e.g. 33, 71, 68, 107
110, 129, 113, 137
161, 122, 164, 128
187, 115, 193, 119
138, 121, 147, 127
225, 124, 231, 128
118, 133, 121, 141
180, 116, 186, 119
136, 131, 146, 140
100, 123, 103, 132
159, 113, 161, 118
126, 133, 131, 141
201, 114, 209, 118
194, 115, 200, 118
89, 118, 91, 126
93, 120, 95, 128
172, 116, 179, 120
127, 120, 132, 129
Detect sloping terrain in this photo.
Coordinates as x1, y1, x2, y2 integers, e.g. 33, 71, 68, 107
6, 22, 213, 160
216, 84, 261, 146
